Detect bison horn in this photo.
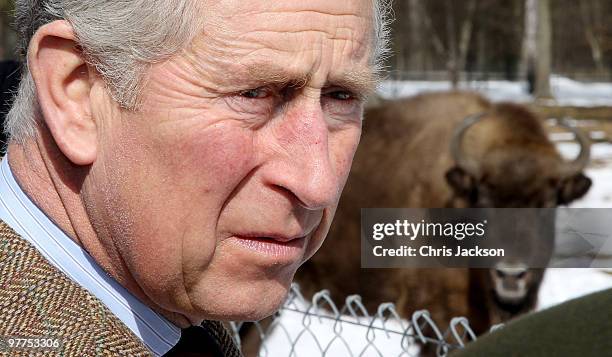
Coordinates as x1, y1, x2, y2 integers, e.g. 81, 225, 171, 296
450, 112, 487, 177
557, 118, 591, 177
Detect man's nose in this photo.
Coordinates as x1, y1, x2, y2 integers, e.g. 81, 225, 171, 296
266, 102, 342, 210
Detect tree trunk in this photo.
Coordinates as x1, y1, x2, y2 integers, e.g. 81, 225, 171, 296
475, 27, 488, 82
457, 0, 477, 77
0, 15, 4, 60
534, 0, 552, 99
420, 4, 445, 58
407, 0, 425, 72
580, 0, 605, 75
522, 0, 537, 94
446, 0, 459, 88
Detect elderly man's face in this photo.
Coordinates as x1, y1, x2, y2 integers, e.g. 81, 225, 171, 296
84, 0, 373, 321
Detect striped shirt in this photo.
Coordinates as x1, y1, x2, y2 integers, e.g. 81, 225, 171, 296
0, 155, 181, 356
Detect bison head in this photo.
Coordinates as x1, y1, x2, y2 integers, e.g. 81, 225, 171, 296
444, 112, 591, 209
443, 110, 592, 318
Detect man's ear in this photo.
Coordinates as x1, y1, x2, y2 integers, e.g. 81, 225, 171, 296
445, 166, 476, 196
28, 20, 97, 165
558, 173, 592, 205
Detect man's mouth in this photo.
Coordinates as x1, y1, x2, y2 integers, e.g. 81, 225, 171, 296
230, 233, 309, 264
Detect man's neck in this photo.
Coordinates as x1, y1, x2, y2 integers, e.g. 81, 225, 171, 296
7, 132, 194, 328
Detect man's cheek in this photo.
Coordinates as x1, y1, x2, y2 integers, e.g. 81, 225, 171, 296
119, 207, 219, 302
168, 125, 256, 189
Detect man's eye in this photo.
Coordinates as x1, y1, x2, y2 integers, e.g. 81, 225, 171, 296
239, 87, 271, 99
322, 88, 362, 120
327, 90, 354, 101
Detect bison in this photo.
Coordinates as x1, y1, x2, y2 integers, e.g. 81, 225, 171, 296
295, 91, 591, 345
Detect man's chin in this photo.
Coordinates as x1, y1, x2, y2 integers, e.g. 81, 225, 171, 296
187, 275, 295, 322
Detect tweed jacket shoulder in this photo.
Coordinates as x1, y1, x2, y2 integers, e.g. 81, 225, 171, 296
0, 220, 241, 356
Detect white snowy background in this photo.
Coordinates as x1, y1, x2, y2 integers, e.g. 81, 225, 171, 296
255, 78, 612, 356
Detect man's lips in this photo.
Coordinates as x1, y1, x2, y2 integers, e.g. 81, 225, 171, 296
230, 232, 310, 264
233, 232, 307, 243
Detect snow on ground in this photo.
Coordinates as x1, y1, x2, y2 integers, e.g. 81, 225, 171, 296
378, 75, 612, 107
538, 269, 612, 310
257, 81, 612, 356
539, 141, 612, 308
557, 141, 612, 208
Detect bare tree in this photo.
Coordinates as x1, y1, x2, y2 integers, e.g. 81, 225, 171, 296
391, 0, 611, 85
457, 0, 478, 78
579, 0, 605, 75
535, 0, 552, 98
427, 0, 477, 88
445, 0, 459, 86
419, 2, 445, 59
522, 0, 537, 94
523, 0, 552, 98
407, 0, 425, 72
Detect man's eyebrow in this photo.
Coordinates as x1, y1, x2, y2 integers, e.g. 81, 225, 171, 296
239, 62, 378, 97
328, 69, 378, 98
243, 63, 307, 86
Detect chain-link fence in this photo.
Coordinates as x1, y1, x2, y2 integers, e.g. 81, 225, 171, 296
231, 283, 492, 357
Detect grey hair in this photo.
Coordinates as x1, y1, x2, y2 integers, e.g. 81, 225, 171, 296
6, 0, 203, 142
372, 0, 393, 75
5, 0, 393, 143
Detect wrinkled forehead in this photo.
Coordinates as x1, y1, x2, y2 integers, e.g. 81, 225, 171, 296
212, 0, 374, 41
188, 0, 376, 93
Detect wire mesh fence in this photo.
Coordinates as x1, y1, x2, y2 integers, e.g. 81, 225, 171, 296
230, 283, 485, 357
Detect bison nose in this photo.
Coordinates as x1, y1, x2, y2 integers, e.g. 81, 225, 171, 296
495, 264, 528, 280
492, 262, 529, 304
